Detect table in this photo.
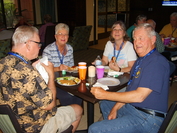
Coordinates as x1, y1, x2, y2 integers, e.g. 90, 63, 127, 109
55, 72, 130, 128
165, 45, 177, 52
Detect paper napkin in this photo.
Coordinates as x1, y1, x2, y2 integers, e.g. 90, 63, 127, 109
93, 82, 109, 90
35, 56, 49, 84
108, 69, 124, 77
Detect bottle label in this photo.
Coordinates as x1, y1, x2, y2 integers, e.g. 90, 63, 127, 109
95, 60, 102, 66
62, 70, 66, 76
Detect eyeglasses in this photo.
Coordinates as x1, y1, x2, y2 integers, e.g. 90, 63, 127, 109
113, 28, 123, 32
29, 40, 42, 48
57, 33, 69, 37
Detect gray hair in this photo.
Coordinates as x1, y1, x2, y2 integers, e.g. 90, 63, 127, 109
133, 23, 156, 38
135, 14, 147, 24
12, 25, 38, 45
170, 12, 177, 18
55, 23, 69, 34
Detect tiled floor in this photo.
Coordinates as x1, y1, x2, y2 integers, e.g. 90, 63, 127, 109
76, 38, 177, 132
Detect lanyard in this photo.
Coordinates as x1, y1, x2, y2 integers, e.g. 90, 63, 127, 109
55, 43, 66, 64
8, 52, 28, 64
172, 27, 177, 36
114, 42, 124, 61
127, 48, 156, 86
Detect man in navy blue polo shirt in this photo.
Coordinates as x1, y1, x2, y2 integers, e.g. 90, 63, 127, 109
88, 23, 170, 133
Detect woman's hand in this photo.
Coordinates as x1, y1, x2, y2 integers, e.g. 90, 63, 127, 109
59, 64, 68, 71
109, 61, 120, 72
54, 64, 68, 71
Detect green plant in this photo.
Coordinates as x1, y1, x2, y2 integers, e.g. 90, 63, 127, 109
0, 1, 27, 28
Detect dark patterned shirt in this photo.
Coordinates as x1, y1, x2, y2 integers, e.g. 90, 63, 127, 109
0, 53, 57, 133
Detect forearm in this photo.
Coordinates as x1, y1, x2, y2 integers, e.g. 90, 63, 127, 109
102, 88, 152, 103
54, 67, 60, 72
101, 60, 107, 66
113, 102, 125, 111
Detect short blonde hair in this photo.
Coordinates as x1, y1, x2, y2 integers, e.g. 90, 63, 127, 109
55, 23, 69, 34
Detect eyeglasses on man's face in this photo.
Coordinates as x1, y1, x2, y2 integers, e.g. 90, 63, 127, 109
25, 40, 42, 48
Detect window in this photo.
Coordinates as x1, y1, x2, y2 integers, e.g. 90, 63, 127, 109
98, 0, 129, 39
0, 0, 58, 29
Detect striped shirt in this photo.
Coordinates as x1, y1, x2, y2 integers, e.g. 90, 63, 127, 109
42, 42, 74, 67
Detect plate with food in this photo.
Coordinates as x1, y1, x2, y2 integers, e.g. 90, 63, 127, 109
165, 44, 177, 48
67, 66, 78, 73
56, 76, 81, 86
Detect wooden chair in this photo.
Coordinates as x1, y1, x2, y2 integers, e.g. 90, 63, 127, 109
158, 101, 177, 133
0, 104, 73, 133
67, 25, 92, 51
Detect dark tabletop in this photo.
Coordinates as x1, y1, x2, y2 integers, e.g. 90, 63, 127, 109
55, 71, 130, 104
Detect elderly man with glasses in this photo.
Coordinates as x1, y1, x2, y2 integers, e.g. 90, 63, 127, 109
0, 25, 83, 133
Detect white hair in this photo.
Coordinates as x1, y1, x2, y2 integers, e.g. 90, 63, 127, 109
55, 23, 69, 34
133, 23, 156, 38
12, 26, 38, 45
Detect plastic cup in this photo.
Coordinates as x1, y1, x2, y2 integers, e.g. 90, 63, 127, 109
96, 65, 104, 79
164, 37, 170, 45
88, 66, 95, 77
78, 66, 87, 80
171, 37, 175, 43
78, 62, 87, 66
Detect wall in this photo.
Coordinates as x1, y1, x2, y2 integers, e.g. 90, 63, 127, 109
86, 0, 97, 42
129, 0, 177, 32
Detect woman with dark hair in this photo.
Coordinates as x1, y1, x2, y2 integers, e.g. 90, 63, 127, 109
101, 21, 137, 73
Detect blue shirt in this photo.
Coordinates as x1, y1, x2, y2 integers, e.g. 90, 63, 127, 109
127, 50, 170, 113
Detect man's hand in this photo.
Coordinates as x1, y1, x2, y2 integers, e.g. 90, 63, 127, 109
108, 102, 125, 120
90, 87, 107, 99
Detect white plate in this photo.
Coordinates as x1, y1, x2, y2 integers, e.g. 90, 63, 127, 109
56, 76, 81, 86
165, 44, 177, 48
97, 77, 120, 86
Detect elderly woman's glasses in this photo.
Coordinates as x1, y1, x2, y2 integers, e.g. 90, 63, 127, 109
57, 33, 69, 37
